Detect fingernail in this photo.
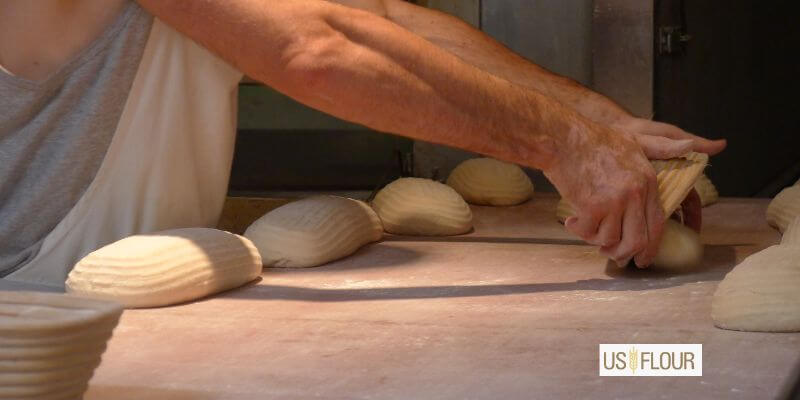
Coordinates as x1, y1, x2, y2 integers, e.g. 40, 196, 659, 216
633, 257, 651, 269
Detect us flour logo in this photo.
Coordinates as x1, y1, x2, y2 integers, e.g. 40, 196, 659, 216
599, 344, 702, 376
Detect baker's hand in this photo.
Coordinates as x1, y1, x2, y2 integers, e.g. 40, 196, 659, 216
612, 117, 727, 157
544, 120, 693, 267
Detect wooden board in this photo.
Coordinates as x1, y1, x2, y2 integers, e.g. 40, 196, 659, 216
85, 194, 799, 399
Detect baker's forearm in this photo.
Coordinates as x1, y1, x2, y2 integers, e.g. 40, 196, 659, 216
333, 0, 632, 124
135, 0, 593, 171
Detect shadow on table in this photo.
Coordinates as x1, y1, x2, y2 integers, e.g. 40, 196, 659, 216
264, 243, 425, 273
231, 247, 735, 303
383, 235, 585, 246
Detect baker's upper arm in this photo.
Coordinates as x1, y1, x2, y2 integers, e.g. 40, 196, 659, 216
135, 1, 352, 90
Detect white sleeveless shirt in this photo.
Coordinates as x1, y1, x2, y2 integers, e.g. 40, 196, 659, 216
4, 17, 243, 288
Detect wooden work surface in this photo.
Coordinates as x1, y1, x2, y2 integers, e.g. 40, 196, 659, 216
85, 194, 800, 399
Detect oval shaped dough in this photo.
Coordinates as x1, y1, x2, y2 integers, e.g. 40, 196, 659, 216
244, 196, 383, 268
372, 177, 473, 236
712, 245, 800, 332
446, 158, 534, 206
694, 174, 719, 207
66, 228, 262, 308
652, 219, 704, 271
767, 185, 800, 233
0, 291, 122, 399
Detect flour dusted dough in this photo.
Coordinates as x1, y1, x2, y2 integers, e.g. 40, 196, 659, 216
244, 196, 383, 268
651, 219, 703, 271
446, 158, 534, 206
767, 185, 800, 233
782, 217, 800, 246
712, 245, 800, 332
0, 291, 122, 399
66, 228, 262, 308
694, 174, 719, 207
372, 177, 473, 236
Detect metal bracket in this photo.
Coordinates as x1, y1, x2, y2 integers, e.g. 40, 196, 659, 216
659, 26, 692, 55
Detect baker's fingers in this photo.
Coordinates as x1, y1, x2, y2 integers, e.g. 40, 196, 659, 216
634, 175, 666, 267
565, 214, 600, 242
639, 121, 727, 155
592, 210, 623, 247
600, 188, 648, 267
634, 135, 693, 160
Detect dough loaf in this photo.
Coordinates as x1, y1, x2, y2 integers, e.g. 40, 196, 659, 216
372, 177, 473, 236
66, 228, 262, 308
712, 245, 800, 332
767, 185, 800, 233
244, 196, 383, 268
446, 158, 534, 206
694, 174, 719, 207
651, 219, 704, 271
0, 291, 123, 399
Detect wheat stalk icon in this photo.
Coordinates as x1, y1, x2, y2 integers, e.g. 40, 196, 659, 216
629, 347, 639, 374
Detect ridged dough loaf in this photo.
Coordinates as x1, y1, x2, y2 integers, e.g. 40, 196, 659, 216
694, 174, 719, 207
446, 158, 534, 206
767, 185, 800, 233
782, 217, 800, 247
0, 292, 122, 399
372, 177, 473, 236
651, 152, 709, 216
712, 245, 800, 332
66, 228, 262, 308
244, 196, 383, 268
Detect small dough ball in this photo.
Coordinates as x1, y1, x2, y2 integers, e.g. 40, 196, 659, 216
652, 219, 704, 271
712, 245, 800, 332
694, 174, 719, 207
372, 177, 473, 236
66, 228, 262, 308
244, 196, 383, 268
767, 185, 800, 233
446, 158, 534, 206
